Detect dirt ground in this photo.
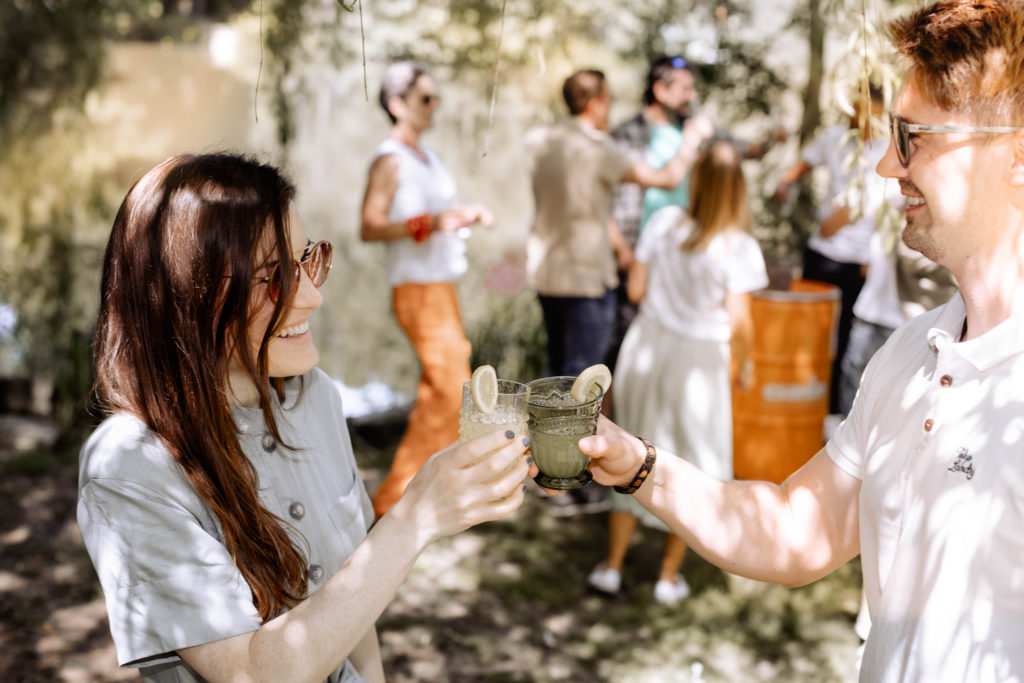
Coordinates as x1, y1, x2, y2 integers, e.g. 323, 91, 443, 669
1, 415, 862, 682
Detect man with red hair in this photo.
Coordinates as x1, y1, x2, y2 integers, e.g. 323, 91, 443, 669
582, 2, 1024, 679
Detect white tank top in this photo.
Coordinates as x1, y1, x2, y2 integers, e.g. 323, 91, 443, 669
376, 138, 467, 286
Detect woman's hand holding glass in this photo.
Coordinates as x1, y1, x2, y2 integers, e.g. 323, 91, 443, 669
390, 429, 532, 546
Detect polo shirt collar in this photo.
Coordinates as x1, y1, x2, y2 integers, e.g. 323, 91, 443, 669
928, 292, 1024, 371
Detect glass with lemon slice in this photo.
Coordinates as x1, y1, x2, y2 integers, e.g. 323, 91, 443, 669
459, 365, 530, 443
526, 364, 611, 490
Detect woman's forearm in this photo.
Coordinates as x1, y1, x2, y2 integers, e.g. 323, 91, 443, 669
180, 431, 531, 683
179, 514, 426, 683
348, 625, 385, 683
249, 512, 425, 679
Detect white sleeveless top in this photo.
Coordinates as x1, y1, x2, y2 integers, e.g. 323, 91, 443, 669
376, 138, 467, 286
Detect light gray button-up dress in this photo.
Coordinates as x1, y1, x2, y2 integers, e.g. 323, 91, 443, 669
78, 368, 375, 682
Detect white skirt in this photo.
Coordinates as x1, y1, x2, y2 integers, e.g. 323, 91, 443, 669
611, 312, 733, 530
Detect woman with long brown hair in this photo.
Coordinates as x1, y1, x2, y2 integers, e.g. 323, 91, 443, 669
78, 152, 530, 682
587, 141, 768, 605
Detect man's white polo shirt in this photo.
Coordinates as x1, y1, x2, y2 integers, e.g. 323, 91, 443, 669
828, 292, 1024, 682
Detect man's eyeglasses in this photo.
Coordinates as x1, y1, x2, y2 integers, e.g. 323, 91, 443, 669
255, 240, 333, 301
888, 111, 1024, 167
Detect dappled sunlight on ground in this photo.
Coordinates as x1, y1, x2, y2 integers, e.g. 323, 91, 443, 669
377, 485, 862, 682
1, 418, 861, 681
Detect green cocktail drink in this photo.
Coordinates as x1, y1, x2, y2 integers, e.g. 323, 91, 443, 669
526, 376, 604, 490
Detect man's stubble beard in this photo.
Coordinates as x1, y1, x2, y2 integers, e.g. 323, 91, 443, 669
902, 214, 943, 264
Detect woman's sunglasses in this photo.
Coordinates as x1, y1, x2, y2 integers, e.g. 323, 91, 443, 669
255, 240, 333, 301
888, 111, 1023, 167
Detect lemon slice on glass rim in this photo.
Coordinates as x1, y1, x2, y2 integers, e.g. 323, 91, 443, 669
470, 364, 498, 413
571, 363, 612, 402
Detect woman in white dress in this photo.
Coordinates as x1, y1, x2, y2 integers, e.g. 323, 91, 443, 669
587, 142, 768, 604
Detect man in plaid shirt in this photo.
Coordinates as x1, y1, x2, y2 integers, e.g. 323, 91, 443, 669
606, 55, 777, 382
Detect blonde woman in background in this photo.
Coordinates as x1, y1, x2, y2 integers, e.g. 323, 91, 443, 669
587, 141, 767, 604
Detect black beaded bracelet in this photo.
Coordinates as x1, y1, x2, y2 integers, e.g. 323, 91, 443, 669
613, 436, 656, 494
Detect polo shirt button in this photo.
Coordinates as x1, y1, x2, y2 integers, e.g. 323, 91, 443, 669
288, 502, 306, 520
940, 375, 953, 387
924, 418, 934, 432
309, 564, 325, 584
261, 434, 277, 452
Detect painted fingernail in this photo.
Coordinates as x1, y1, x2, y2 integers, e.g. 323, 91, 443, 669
526, 456, 533, 465
522, 436, 531, 447
522, 484, 527, 493
505, 430, 515, 440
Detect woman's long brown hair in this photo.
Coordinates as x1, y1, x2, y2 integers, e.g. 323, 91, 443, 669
682, 141, 753, 251
93, 153, 308, 621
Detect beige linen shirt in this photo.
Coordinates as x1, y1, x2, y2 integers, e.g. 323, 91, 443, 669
525, 118, 631, 297
77, 368, 374, 682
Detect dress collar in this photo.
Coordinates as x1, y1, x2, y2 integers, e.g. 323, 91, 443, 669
231, 375, 304, 430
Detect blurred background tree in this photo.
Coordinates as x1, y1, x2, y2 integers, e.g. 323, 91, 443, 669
1, 0, 106, 426
0, 0, 258, 426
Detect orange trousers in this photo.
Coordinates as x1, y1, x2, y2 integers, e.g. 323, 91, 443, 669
372, 282, 471, 519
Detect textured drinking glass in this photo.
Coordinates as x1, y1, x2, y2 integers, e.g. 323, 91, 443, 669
459, 379, 529, 444
526, 376, 604, 490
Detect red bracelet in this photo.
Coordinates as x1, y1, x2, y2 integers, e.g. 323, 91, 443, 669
406, 214, 432, 242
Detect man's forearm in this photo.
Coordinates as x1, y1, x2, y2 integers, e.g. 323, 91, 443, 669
631, 449, 860, 586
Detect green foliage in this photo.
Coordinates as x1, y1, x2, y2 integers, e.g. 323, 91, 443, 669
0, 125, 109, 425
816, 0, 914, 245
466, 289, 547, 385
760, 0, 916, 258
0, 0, 103, 422
0, 0, 105, 153
264, 0, 358, 150
0, 0, 257, 151
0, 0, 287, 426
103, 0, 254, 40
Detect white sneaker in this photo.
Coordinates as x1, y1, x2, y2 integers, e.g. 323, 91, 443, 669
587, 564, 621, 594
653, 575, 691, 605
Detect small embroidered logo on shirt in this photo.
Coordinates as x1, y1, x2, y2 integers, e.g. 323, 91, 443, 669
947, 447, 974, 481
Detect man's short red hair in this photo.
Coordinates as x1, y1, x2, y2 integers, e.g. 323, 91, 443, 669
890, 0, 1024, 125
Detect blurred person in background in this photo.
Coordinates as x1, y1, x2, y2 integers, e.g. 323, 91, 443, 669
524, 67, 712, 515
525, 68, 713, 381
773, 84, 886, 417
79, 152, 530, 682
360, 61, 493, 519
588, 142, 767, 605
606, 54, 781, 415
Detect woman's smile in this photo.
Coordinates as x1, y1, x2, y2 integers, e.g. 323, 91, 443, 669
276, 320, 311, 339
